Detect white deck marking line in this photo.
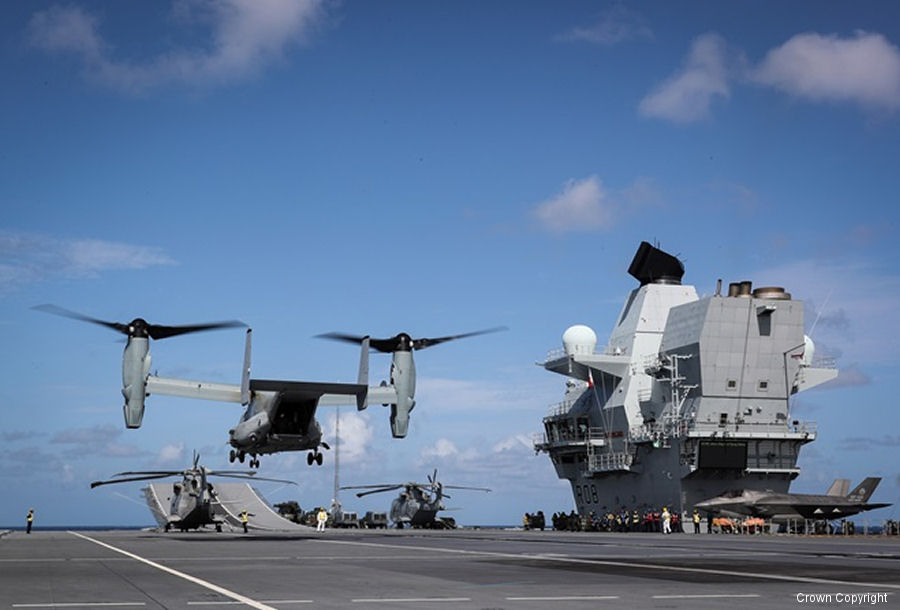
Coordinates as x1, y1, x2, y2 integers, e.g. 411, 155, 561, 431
187, 601, 313, 605
12, 602, 147, 608
653, 594, 761, 599
351, 598, 471, 603
318, 539, 900, 590
67, 532, 278, 610
506, 596, 619, 601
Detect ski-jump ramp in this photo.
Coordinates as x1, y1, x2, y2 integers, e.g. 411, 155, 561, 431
143, 482, 311, 532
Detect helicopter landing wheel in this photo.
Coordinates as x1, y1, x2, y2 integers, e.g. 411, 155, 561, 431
238, 451, 245, 464
307, 452, 314, 466
315, 452, 323, 466
250, 458, 259, 468
229, 449, 236, 463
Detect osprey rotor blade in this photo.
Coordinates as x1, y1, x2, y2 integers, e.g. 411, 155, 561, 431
35, 304, 246, 340
33, 304, 128, 334
90, 473, 175, 489
146, 319, 246, 340
317, 327, 507, 353
316, 332, 401, 353
412, 326, 508, 350
315, 332, 368, 345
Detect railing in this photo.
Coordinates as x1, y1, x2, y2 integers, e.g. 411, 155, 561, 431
685, 419, 818, 439
810, 357, 836, 369
534, 426, 607, 446
789, 420, 817, 435
587, 451, 633, 472
543, 345, 609, 363
630, 419, 691, 443
545, 399, 577, 418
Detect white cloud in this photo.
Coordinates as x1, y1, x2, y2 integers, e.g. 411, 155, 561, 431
492, 434, 533, 453
0, 230, 175, 292
530, 176, 663, 234
323, 410, 374, 464
420, 438, 474, 461
639, 33, 730, 123
751, 31, 900, 110
556, 6, 652, 45
28, 0, 327, 94
532, 175, 613, 233
155, 442, 186, 466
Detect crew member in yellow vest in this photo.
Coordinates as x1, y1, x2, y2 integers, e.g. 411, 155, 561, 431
240, 509, 249, 533
692, 509, 701, 534
26, 508, 34, 534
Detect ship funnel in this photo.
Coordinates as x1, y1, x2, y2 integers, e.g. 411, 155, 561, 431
728, 282, 740, 297
738, 281, 753, 297
752, 286, 791, 300
562, 325, 597, 356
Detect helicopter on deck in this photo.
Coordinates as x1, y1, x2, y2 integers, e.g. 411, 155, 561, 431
342, 470, 490, 529
90, 452, 295, 532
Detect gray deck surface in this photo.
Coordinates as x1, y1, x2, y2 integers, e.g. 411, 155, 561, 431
1, 528, 897, 609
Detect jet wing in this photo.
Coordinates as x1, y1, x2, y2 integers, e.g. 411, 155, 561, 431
789, 503, 893, 519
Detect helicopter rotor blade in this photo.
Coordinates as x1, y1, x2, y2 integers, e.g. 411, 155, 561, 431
90, 473, 175, 489
110, 470, 182, 477
210, 473, 297, 485
352, 485, 405, 498
340, 484, 401, 490
442, 485, 492, 492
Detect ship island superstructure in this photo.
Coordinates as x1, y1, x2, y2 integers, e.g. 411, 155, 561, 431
535, 242, 838, 515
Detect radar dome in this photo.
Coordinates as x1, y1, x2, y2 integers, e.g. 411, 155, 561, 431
562, 325, 597, 356
801, 335, 815, 366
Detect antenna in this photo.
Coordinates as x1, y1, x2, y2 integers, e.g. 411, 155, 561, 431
332, 406, 341, 505
808, 287, 833, 338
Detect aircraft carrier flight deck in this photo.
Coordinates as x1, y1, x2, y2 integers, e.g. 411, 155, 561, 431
2, 528, 897, 610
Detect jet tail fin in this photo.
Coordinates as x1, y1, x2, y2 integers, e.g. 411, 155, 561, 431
825, 478, 850, 497
847, 477, 881, 502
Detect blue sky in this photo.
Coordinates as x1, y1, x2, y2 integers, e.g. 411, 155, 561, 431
1, 1, 898, 527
